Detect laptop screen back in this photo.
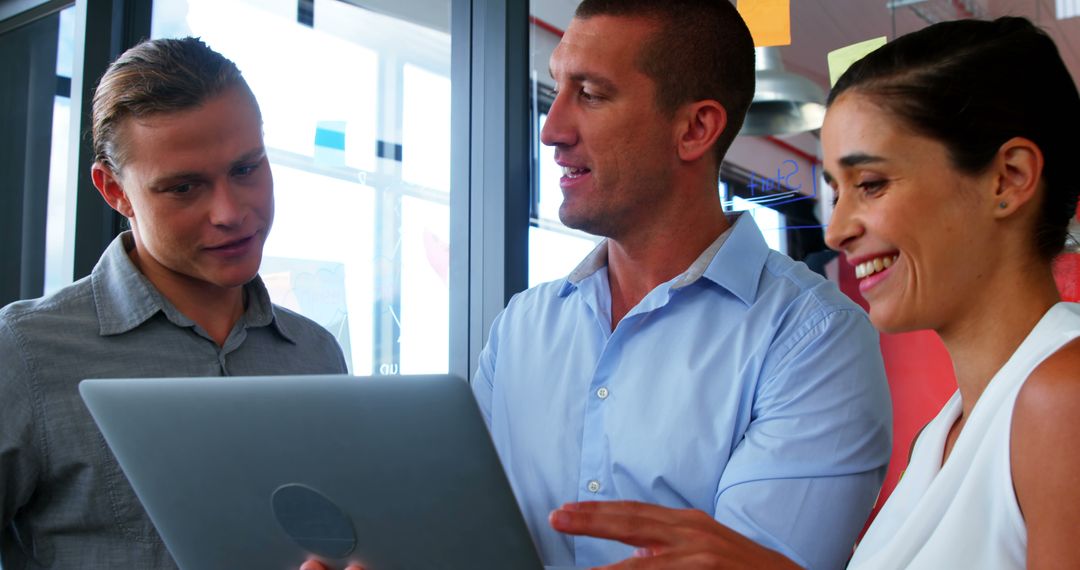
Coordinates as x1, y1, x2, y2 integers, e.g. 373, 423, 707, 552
79, 374, 543, 570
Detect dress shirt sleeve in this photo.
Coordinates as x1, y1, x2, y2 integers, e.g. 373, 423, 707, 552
329, 337, 348, 374
296, 316, 349, 374
470, 309, 510, 429
714, 308, 892, 570
0, 318, 44, 530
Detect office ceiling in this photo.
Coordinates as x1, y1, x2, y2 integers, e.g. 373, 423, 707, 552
531, 0, 1080, 92
782, 0, 1080, 90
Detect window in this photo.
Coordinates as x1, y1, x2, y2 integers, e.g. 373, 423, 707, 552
528, 113, 601, 287
43, 6, 77, 295
152, 0, 452, 374
728, 195, 786, 253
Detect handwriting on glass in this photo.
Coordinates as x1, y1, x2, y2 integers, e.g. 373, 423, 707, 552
743, 159, 820, 207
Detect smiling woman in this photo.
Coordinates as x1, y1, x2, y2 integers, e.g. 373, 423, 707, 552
822, 16, 1080, 570
822, 91, 1007, 333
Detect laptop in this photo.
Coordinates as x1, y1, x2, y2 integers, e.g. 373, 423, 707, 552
79, 374, 547, 570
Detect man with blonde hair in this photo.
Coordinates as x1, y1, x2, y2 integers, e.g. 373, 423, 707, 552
0, 37, 346, 568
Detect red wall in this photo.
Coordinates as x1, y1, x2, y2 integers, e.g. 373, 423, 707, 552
873, 331, 955, 512
1054, 253, 1080, 303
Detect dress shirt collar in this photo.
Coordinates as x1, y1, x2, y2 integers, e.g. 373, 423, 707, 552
558, 213, 769, 305
91, 231, 294, 341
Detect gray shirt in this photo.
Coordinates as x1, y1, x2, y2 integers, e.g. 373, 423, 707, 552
0, 233, 348, 568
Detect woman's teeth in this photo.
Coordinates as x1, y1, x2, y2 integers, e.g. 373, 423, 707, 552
855, 255, 898, 279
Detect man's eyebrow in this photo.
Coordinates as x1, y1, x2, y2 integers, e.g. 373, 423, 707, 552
232, 146, 266, 166
149, 170, 205, 188
570, 73, 617, 93
548, 68, 618, 94
149, 147, 266, 188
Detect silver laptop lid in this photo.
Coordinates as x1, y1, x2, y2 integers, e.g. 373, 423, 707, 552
79, 374, 544, 570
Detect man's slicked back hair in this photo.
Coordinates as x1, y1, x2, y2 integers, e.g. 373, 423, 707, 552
91, 36, 258, 172
574, 0, 755, 165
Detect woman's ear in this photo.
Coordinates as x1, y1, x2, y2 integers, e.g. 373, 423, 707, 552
91, 162, 135, 218
676, 100, 727, 164
991, 137, 1044, 219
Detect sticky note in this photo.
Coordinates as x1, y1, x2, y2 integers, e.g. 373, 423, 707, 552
314, 120, 346, 167
737, 0, 791, 48
827, 37, 888, 87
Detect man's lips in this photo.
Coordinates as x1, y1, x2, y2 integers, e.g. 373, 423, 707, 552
204, 233, 257, 252
554, 155, 589, 172
556, 160, 592, 188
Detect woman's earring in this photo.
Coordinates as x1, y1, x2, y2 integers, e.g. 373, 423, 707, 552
999, 201, 1008, 209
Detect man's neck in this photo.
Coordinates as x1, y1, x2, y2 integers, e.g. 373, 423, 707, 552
605, 195, 730, 329
166, 283, 247, 347
126, 247, 247, 347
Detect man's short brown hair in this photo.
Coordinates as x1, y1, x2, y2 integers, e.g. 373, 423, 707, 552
91, 37, 258, 172
574, 0, 755, 166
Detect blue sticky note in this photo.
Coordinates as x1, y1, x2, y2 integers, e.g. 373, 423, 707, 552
314, 121, 347, 167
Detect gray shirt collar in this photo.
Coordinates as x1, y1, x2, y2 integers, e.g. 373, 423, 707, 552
90, 232, 293, 342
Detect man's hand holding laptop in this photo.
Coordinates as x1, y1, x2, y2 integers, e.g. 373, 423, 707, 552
297, 500, 799, 570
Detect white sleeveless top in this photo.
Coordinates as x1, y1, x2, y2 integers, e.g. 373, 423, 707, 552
848, 302, 1080, 570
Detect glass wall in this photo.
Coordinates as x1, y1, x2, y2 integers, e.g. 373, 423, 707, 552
152, 0, 452, 375
0, 3, 74, 306
43, 6, 77, 295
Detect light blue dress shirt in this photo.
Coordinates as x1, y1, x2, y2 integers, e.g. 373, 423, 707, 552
472, 214, 892, 570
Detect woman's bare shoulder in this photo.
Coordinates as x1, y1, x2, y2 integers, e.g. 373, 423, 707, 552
1017, 337, 1080, 414
1011, 339, 1080, 570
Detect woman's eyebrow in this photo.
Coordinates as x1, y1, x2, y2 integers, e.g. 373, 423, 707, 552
838, 153, 887, 168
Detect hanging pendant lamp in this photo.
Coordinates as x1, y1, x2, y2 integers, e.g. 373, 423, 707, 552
739, 47, 827, 137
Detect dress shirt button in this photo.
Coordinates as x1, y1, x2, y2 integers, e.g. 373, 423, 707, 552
596, 387, 609, 399
587, 480, 601, 493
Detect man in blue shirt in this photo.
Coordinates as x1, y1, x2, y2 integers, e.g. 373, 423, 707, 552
473, 1, 892, 569
302, 2, 888, 569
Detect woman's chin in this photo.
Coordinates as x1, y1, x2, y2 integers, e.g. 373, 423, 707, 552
868, 305, 921, 335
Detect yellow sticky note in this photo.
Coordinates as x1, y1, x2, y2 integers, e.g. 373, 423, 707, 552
737, 0, 791, 48
828, 37, 888, 87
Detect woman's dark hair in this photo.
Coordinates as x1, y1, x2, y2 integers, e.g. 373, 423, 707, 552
829, 17, 1080, 259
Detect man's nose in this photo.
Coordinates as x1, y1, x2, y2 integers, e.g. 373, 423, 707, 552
208, 183, 247, 228
539, 91, 577, 148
